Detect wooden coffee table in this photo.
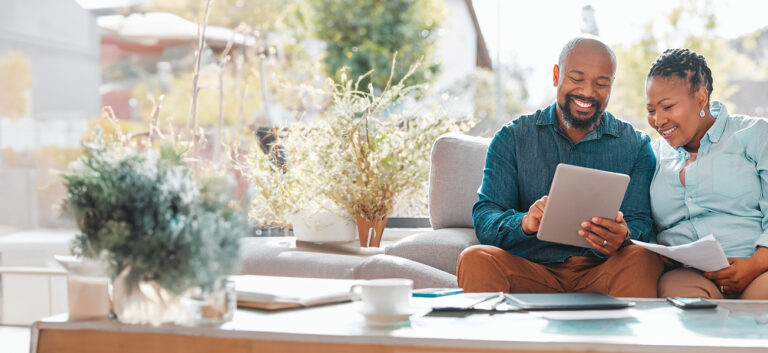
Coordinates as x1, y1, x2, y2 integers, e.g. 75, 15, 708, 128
31, 295, 768, 353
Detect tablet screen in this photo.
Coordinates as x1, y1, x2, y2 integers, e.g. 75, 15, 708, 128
536, 164, 630, 248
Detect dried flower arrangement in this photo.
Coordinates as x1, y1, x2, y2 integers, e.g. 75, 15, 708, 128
242, 59, 474, 246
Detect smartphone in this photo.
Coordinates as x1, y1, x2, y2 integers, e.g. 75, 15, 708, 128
666, 297, 717, 309
412, 288, 464, 297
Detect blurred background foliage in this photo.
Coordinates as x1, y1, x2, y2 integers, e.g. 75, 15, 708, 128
611, 1, 761, 135
0, 52, 33, 119
311, 0, 445, 92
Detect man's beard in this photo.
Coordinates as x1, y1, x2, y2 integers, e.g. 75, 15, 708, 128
559, 94, 603, 130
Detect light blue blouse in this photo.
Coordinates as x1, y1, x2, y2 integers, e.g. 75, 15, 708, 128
650, 101, 768, 258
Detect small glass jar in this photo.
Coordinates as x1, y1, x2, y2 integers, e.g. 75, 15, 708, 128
181, 278, 236, 326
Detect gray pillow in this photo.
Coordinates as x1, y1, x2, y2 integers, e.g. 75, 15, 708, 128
239, 237, 362, 279
385, 228, 478, 275
353, 254, 458, 289
429, 133, 490, 229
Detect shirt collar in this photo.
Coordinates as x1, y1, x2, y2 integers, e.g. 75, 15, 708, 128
536, 101, 622, 138
704, 101, 728, 144
672, 101, 729, 156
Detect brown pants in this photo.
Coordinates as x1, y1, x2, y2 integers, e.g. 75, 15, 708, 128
456, 244, 664, 298
658, 267, 768, 299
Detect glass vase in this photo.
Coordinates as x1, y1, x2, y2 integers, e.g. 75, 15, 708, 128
112, 271, 236, 326
111, 272, 185, 326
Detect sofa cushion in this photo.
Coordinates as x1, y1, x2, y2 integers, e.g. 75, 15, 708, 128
429, 133, 490, 229
353, 254, 457, 289
385, 228, 478, 275
239, 237, 362, 279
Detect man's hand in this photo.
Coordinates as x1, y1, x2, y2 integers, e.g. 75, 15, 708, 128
521, 196, 548, 234
704, 247, 768, 294
578, 211, 630, 256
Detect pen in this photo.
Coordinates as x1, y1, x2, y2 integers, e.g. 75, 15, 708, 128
430, 293, 502, 312
468, 293, 500, 309
490, 292, 506, 310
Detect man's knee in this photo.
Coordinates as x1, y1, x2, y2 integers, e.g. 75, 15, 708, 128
456, 245, 512, 292
457, 245, 502, 271
617, 245, 663, 268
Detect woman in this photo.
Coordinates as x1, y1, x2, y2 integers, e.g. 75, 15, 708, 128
646, 48, 768, 299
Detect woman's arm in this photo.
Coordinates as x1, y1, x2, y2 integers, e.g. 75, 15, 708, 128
704, 119, 768, 293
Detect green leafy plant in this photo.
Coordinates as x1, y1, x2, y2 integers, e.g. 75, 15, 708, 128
60, 130, 251, 294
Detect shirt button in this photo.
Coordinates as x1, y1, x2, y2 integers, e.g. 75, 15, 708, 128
686, 197, 692, 202
694, 217, 699, 221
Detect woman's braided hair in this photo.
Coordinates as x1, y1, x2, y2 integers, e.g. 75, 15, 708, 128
647, 48, 714, 104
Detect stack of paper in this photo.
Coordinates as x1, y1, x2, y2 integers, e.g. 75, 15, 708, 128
232, 275, 360, 310
631, 234, 729, 272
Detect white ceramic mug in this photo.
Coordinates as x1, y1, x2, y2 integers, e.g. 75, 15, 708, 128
350, 278, 412, 314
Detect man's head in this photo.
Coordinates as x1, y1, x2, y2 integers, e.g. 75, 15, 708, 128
553, 37, 616, 131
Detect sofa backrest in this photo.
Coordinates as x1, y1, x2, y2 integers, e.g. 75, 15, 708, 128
429, 133, 491, 229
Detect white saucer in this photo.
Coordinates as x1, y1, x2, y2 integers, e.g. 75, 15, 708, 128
357, 304, 416, 325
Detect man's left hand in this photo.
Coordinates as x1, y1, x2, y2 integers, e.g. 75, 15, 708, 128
578, 211, 630, 256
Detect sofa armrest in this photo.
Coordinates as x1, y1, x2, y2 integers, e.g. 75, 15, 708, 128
429, 133, 490, 229
385, 228, 478, 275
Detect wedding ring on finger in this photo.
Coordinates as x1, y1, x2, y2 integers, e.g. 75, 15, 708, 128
602, 239, 608, 247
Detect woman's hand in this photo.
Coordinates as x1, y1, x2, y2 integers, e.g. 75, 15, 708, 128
704, 247, 768, 294
521, 196, 548, 234
578, 211, 630, 256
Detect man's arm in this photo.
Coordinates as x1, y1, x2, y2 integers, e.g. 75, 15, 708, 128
621, 133, 656, 242
472, 126, 531, 249
579, 132, 656, 256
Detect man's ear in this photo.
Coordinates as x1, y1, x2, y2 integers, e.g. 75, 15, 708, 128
552, 65, 560, 87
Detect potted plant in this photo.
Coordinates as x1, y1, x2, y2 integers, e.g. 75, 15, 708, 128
240, 125, 358, 242
243, 60, 473, 247
310, 64, 473, 247
59, 129, 251, 325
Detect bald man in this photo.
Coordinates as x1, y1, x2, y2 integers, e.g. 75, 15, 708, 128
457, 37, 663, 298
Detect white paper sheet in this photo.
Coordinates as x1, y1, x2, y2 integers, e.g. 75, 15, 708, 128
532, 309, 635, 320
631, 234, 729, 272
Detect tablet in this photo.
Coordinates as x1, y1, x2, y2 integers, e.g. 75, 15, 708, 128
505, 292, 634, 311
536, 164, 630, 248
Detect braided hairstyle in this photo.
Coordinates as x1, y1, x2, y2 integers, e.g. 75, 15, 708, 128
647, 48, 714, 105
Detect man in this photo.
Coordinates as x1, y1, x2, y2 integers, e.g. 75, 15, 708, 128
457, 37, 663, 298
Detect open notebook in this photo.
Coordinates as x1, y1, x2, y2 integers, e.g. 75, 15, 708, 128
232, 275, 360, 310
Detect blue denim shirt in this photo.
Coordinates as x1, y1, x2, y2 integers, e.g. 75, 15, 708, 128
473, 102, 656, 264
651, 101, 768, 258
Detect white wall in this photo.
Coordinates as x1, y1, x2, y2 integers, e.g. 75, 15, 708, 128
0, 0, 100, 229
433, 0, 477, 92
0, 0, 101, 121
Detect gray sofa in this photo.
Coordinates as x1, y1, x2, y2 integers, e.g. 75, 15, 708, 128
239, 133, 491, 288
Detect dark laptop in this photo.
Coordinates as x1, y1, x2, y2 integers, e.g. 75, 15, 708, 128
504, 292, 634, 311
